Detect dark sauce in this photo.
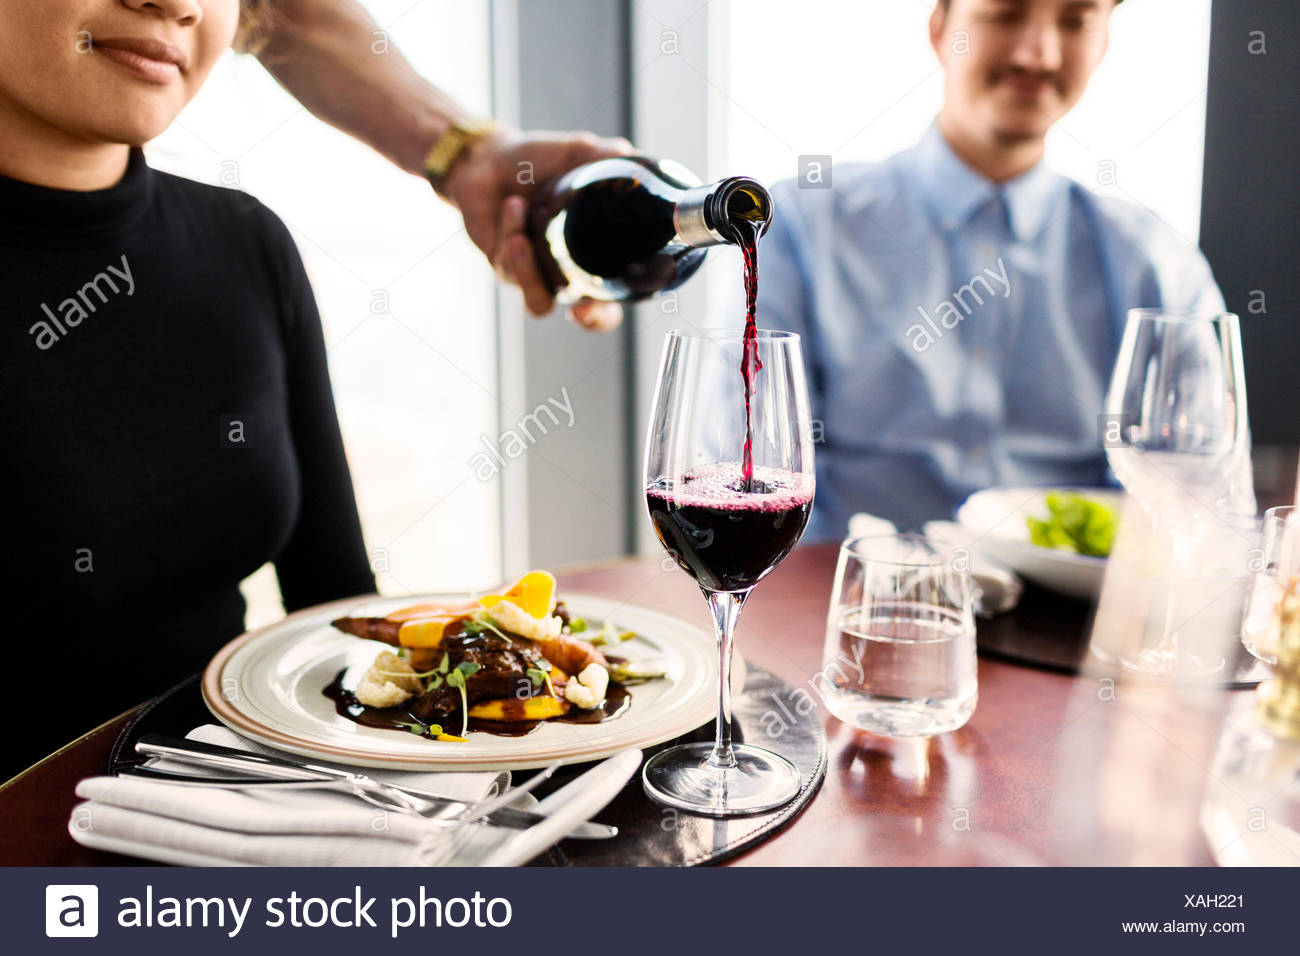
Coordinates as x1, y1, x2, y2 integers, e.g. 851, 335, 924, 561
323, 669, 631, 740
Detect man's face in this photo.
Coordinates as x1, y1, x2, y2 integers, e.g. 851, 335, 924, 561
933, 0, 1113, 145
0, 0, 238, 148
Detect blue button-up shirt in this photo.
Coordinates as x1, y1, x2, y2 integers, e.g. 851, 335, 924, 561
750, 123, 1226, 540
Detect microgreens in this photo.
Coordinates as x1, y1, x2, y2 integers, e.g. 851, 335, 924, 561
373, 658, 442, 681
446, 661, 482, 736
529, 658, 557, 697
413, 652, 448, 691
465, 617, 514, 643
589, 620, 620, 647
395, 720, 444, 738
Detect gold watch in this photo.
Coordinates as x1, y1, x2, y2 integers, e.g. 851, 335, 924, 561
423, 119, 496, 195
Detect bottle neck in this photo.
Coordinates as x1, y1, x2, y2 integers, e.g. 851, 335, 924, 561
673, 176, 772, 249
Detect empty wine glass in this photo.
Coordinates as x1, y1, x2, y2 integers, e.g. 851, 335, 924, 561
642, 329, 814, 816
1103, 310, 1249, 677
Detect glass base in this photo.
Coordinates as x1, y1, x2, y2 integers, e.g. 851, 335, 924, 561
641, 742, 800, 817
1120, 642, 1225, 679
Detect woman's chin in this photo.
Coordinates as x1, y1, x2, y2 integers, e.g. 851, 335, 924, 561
83, 109, 180, 151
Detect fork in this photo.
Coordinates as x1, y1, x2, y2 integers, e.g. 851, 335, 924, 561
122, 758, 561, 826
131, 734, 614, 837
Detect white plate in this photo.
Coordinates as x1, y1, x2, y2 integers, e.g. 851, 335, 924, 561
955, 486, 1122, 601
203, 593, 724, 771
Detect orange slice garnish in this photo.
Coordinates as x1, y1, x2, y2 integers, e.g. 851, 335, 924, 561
396, 616, 458, 648
479, 570, 557, 620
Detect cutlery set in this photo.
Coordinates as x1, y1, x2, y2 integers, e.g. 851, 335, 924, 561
125, 733, 620, 842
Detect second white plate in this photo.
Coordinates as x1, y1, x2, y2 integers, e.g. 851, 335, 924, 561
955, 485, 1120, 601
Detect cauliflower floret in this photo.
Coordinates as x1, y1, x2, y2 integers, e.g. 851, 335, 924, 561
564, 663, 610, 710
487, 599, 563, 641
354, 651, 421, 708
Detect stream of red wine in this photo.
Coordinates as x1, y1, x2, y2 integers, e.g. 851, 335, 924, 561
729, 217, 763, 490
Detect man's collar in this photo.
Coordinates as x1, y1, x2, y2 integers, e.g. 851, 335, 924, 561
908, 122, 1066, 243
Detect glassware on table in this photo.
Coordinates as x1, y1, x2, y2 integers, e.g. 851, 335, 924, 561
1102, 309, 1250, 677
642, 329, 814, 816
1241, 505, 1299, 665
1202, 571, 1300, 865
820, 534, 977, 737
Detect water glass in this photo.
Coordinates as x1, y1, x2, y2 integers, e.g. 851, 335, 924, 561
820, 534, 977, 737
1242, 505, 1300, 664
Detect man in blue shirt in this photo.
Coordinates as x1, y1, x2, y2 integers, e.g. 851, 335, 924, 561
756, 0, 1225, 539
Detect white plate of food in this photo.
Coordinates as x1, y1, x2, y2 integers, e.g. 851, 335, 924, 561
203, 573, 725, 770
954, 486, 1123, 601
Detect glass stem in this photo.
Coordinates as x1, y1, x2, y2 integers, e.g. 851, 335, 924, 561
703, 587, 749, 770
1162, 523, 1190, 648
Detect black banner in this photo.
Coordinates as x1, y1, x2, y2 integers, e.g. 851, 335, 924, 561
8, 867, 1288, 953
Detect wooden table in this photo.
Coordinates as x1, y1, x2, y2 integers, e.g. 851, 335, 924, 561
0, 543, 1240, 865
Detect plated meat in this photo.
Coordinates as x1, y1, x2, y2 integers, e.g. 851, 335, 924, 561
409, 630, 550, 721
328, 578, 621, 734
331, 615, 402, 645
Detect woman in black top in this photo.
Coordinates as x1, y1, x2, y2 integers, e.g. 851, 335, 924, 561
0, 0, 373, 780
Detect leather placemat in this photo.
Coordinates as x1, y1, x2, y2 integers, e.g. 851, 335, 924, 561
109, 664, 827, 867
975, 582, 1269, 687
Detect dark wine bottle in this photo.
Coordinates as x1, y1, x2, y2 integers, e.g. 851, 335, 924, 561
528, 156, 772, 303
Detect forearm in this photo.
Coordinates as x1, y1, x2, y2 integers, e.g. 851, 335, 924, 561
255, 0, 478, 176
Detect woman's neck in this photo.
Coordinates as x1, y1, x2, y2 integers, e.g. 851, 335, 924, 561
0, 96, 130, 191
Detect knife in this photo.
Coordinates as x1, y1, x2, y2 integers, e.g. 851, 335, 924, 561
131, 734, 615, 839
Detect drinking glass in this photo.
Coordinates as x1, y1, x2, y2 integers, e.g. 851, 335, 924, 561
1103, 310, 1249, 676
820, 534, 977, 737
642, 329, 814, 815
1242, 505, 1300, 665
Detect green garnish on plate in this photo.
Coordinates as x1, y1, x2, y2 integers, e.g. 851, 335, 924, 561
1026, 491, 1117, 558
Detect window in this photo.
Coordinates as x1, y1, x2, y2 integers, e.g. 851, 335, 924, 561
706, 0, 1213, 311
712, 0, 1211, 226
148, 1, 500, 624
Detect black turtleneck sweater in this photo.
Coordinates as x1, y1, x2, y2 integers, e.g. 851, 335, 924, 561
0, 151, 375, 781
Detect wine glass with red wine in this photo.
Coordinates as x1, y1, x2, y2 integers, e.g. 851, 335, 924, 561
642, 329, 814, 815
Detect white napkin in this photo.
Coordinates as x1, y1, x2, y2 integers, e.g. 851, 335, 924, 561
845, 512, 1024, 616
68, 724, 510, 867
846, 512, 899, 541
922, 519, 1024, 615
